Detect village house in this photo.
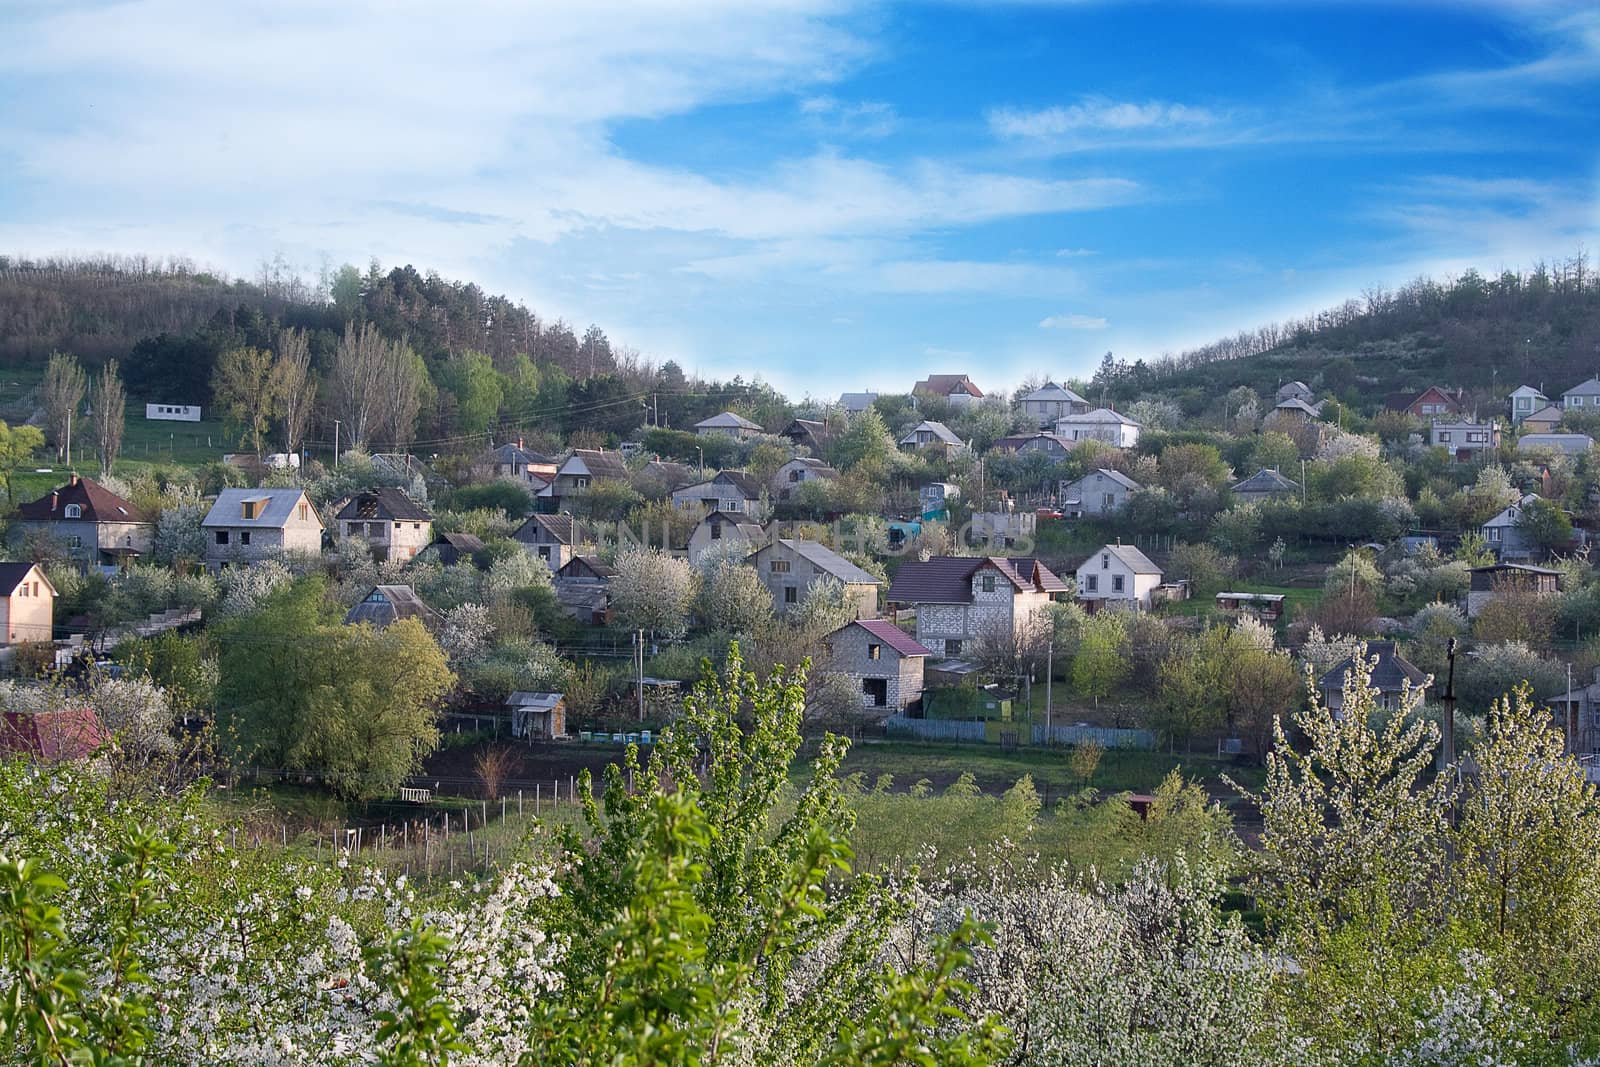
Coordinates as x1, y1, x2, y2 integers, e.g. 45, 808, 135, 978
823, 618, 932, 713
540, 449, 629, 507
1059, 469, 1141, 517
898, 420, 967, 457
513, 513, 594, 572
11, 476, 154, 572
918, 482, 960, 518
474, 442, 558, 487
1545, 666, 1600, 761
1017, 382, 1090, 426
1519, 404, 1566, 434
420, 531, 485, 568
772, 457, 838, 500
1267, 397, 1324, 425
1518, 432, 1594, 457
992, 432, 1075, 459
1466, 562, 1559, 618
0, 707, 108, 763
747, 539, 881, 618
968, 509, 1037, 549
838, 392, 878, 413
1276, 381, 1314, 404
886, 556, 1067, 657
1055, 408, 1141, 448
1075, 542, 1163, 610
1481, 494, 1541, 561
554, 556, 616, 626
1398, 386, 1463, 418
780, 418, 836, 456
1509, 385, 1549, 423
694, 411, 764, 440
334, 488, 433, 562
343, 585, 443, 630
1231, 468, 1300, 502
912, 374, 983, 408
0, 562, 55, 645
633, 459, 697, 498
687, 511, 765, 564
1430, 418, 1501, 461
1563, 378, 1600, 411
506, 692, 566, 739
1214, 591, 1286, 623
202, 488, 323, 571
1317, 641, 1429, 713
671, 470, 766, 516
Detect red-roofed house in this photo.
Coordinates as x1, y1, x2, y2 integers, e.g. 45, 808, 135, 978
0, 708, 109, 762
11, 475, 153, 571
824, 618, 932, 712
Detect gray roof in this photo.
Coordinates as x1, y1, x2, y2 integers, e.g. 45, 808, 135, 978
839, 392, 878, 412
1564, 378, 1600, 396
695, 411, 763, 431
1021, 381, 1088, 405
1518, 433, 1594, 455
676, 471, 765, 500
1088, 542, 1162, 576
1318, 640, 1429, 694
1273, 397, 1323, 416
344, 586, 442, 629
506, 691, 563, 709
1509, 385, 1547, 399
1232, 468, 1300, 494
1059, 407, 1140, 426
514, 513, 592, 545
900, 420, 965, 446
761, 539, 882, 586
1067, 468, 1142, 492
202, 489, 319, 529
335, 488, 432, 522
562, 449, 629, 481
487, 442, 554, 466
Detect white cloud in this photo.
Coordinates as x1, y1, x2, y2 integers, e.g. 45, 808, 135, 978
989, 96, 1218, 139
1039, 313, 1109, 330
800, 95, 898, 138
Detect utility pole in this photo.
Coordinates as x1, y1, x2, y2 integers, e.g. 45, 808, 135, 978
333, 420, 341, 468
65, 403, 71, 469
1442, 638, 1458, 773
636, 629, 646, 722
1044, 632, 1053, 739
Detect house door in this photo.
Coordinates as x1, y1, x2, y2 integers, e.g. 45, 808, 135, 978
862, 678, 889, 707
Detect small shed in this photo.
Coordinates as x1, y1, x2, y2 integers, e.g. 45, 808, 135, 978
506, 692, 567, 739
1215, 591, 1286, 622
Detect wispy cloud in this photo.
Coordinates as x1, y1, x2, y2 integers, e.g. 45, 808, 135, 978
1039, 313, 1108, 330
990, 96, 1219, 139
800, 95, 898, 138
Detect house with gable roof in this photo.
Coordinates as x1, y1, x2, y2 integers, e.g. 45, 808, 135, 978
202, 488, 323, 571
1018, 381, 1090, 426
748, 539, 882, 618
334, 488, 433, 562
513, 513, 595, 573
1075, 542, 1162, 610
824, 618, 932, 713
886, 556, 1068, 656
772, 457, 838, 500
0, 562, 55, 645
11, 475, 154, 571
671, 470, 766, 516
912, 374, 983, 408
1231, 468, 1300, 502
898, 420, 967, 457
344, 585, 444, 630
1055, 408, 1141, 448
474, 441, 558, 487
1317, 640, 1429, 713
1563, 378, 1600, 411
694, 411, 764, 440
1060, 469, 1141, 517
687, 511, 765, 564
1509, 385, 1549, 423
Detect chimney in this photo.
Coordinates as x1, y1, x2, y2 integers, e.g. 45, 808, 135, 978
69, 474, 78, 487
49, 492, 58, 512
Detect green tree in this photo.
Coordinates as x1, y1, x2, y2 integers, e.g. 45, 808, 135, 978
39, 352, 87, 462
1515, 496, 1572, 556
831, 407, 896, 472
0, 421, 46, 504
441, 350, 503, 435
1071, 612, 1128, 706
212, 345, 280, 457
93, 360, 126, 476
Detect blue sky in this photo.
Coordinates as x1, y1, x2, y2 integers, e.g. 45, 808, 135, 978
2, 1, 1598, 399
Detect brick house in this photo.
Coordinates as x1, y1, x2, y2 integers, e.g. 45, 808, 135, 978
202, 489, 323, 571
334, 488, 433, 562
824, 618, 931, 712
1401, 386, 1464, 418
11, 475, 154, 571
747, 539, 881, 618
885, 556, 1068, 657
687, 511, 764, 564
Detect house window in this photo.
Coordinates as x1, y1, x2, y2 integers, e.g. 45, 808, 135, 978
63, 504, 81, 519
946, 639, 962, 655
785, 587, 798, 603
710, 524, 722, 540
240, 531, 252, 547
1101, 553, 1110, 569
1468, 433, 1486, 443
298, 503, 310, 522
868, 644, 882, 660
1575, 397, 1585, 407
1103, 493, 1115, 509
770, 560, 791, 573
538, 546, 552, 560
790, 470, 802, 482
16, 584, 25, 598
981, 574, 995, 592
1487, 527, 1502, 542
1113, 574, 1125, 593
1438, 432, 1452, 442
1085, 574, 1099, 593
575, 476, 590, 489
722, 499, 740, 511
215, 531, 230, 545
241, 500, 262, 520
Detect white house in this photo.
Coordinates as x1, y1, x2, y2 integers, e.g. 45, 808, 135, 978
1075, 542, 1163, 610
898, 420, 967, 456
1055, 408, 1141, 449
1017, 382, 1090, 426
1509, 385, 1548, 423
1563, 378, 1600, 410
1430, 419, 1501, 461
772, 457, 838, 500
694, 411, 763, 440
918, 482, 960, 517
144, 404, 201, 422
1059, 469, 1140, 517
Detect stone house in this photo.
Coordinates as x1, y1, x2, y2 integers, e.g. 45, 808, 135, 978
1060, 469, 1141, 517
885, 556, 1068, 657
823, 618, 931, 713
11, 475, 154, 571
671, 471, 765, 516
202, 489, 323, 571
0, 562, 55, 645
1075, 542, 1163, 610
1055, 408, 1141, 448
694, 411, 764, 440
334, 488, 433, 562
1317, 641, 1429, 713
747, 539, 881, 618
687, 511, 764, 564
1017, 381, 1090, 426
1401, 386, 1463, 418
513, 513, 594, 573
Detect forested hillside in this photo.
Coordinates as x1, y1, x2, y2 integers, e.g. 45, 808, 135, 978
1090, 253, 1600, 412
